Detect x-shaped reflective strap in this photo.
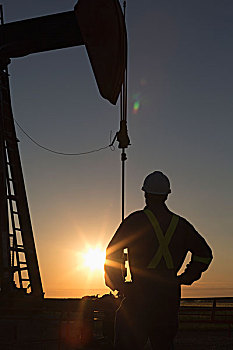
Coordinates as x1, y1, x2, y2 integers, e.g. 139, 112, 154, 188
144, 209, 179, 269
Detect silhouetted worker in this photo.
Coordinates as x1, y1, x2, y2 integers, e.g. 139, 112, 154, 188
105, 171, 213, 350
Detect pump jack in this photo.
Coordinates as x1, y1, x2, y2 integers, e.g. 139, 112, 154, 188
0, 1, 127, 299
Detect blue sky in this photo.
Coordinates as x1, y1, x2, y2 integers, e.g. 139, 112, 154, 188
1, 0, 233, 298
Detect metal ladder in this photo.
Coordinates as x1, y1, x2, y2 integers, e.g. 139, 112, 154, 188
0, 62, 43, 297
6, 156, 30, 291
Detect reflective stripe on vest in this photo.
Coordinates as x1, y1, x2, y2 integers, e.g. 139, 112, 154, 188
144, 209, 179, 269
193, 255, 212, 265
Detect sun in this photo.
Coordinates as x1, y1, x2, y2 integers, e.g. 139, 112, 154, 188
82, 247, 106, 271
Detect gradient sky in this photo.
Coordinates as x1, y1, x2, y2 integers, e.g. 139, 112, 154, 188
1, 0, 233, 298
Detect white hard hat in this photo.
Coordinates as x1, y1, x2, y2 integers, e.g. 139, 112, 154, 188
142, 171, 171, 195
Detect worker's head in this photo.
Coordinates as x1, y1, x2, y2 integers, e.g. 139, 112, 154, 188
142, 171, 171, 204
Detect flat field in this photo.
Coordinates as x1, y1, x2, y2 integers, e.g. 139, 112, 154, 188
174, 329, 233, 350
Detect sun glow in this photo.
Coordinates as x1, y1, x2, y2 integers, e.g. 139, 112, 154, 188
82, 247, 106, 271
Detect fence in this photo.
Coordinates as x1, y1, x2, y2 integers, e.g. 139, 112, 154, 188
179, 297, 233, 337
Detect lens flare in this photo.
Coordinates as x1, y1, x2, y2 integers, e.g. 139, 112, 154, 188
133, 101, 140, 114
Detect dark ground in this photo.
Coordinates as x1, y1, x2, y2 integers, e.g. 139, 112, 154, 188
140, 330, 233, 350
95, 329, 233, 350
174, 330, 233, 350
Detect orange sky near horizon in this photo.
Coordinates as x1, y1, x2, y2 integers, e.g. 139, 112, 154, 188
34, 188, 232, 299
38, 222, 231, 299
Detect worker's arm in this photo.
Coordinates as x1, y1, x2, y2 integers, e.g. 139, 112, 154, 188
104, 217, 131, 292
178, 221, 213, 285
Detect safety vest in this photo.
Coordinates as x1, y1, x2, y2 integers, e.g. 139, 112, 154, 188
144, 209, 179, 269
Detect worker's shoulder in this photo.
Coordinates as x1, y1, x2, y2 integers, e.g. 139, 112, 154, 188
124, 210, 147, 224
125, 210, 193, 224
171, 211, 197, 233
126, 209, 146, 219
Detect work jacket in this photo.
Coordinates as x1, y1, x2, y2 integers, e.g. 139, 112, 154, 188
105, 205, 213, 294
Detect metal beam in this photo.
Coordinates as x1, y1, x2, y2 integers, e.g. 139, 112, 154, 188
0, 11, 84, 58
